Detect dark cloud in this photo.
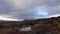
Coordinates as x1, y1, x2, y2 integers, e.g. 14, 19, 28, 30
0, 0, 60, 20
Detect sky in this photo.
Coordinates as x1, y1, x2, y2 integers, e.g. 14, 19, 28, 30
0, 0, 60, 21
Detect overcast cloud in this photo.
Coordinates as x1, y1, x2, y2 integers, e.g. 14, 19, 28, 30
0, 0, 60, 20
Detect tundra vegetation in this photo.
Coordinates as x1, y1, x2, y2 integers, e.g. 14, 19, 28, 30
0, 16, 60, 34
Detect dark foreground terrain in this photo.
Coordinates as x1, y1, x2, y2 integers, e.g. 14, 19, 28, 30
0, 16, 60, 34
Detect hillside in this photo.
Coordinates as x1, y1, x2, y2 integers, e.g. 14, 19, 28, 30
0, 16, 60, 34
